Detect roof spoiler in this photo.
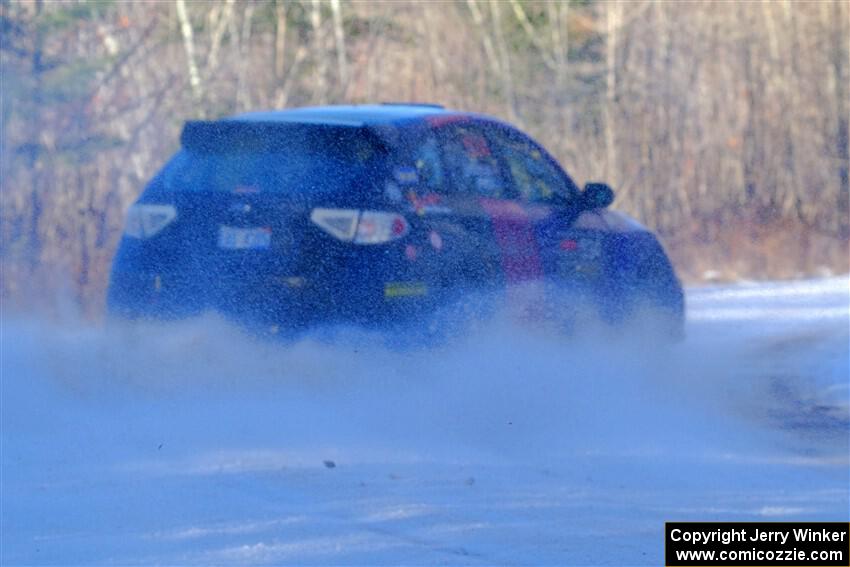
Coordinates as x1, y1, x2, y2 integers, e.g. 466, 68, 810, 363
180, 120, 365, 151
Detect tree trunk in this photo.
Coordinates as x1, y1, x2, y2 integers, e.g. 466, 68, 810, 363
831, 0, 849, 237
311, 0, 328, 105
175, 0, 204, 108
489, 0, 518, 124
235, 3, 255, 112
604, 0, 621, 186
466, 0, 501, 78
207, 0, 235, 70
330, 0, 348, 99
274, 0, 287, 82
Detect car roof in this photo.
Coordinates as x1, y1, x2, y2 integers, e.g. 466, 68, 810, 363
228, 104, 479, 128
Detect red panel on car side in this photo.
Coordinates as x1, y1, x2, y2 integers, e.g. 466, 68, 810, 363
479, 198, 543, 283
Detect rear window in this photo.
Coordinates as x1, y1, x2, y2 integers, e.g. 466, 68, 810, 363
161, 124, 385, 195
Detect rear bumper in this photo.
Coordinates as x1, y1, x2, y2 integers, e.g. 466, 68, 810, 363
106, 268, 443, 328
107, 268, 684, 340
107, 230, 449, 328
107, 231, 685, 336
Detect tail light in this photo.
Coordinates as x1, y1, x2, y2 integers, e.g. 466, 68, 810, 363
124, 204, 177, 238
311, 208, 409, 245
355, 211, 409, 244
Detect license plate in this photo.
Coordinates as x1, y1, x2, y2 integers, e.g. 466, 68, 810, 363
218, 226, 271, 249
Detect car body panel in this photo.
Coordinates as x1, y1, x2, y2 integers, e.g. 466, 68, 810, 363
108, 104, 684, 336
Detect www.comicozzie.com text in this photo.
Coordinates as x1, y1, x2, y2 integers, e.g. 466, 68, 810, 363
669, 527, 848, 547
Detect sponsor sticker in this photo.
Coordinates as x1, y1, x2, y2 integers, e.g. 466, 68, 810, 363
384, 282, 428, 298
406, 191, 452, 215
393, 166, 419, 185
404, 244, 418, 261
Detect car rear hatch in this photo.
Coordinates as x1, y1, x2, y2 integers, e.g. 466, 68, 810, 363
130, 121, 390, 317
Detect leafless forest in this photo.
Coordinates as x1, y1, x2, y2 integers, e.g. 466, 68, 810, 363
1, 0, 848, 317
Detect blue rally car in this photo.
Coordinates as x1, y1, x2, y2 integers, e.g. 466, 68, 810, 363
108, 104, 684, 337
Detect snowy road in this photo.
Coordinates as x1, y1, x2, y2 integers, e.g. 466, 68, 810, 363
2, 278, 848, 565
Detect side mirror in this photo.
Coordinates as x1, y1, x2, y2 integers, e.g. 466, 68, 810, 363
581, 182, 615, 210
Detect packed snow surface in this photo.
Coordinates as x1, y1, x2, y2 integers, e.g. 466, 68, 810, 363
2, 277, 848, 565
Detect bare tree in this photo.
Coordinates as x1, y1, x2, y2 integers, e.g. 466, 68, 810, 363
489, 0, 518, 124
330, 0, 348, 98
311, 0, 328, 104
175, 0, 203, 107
